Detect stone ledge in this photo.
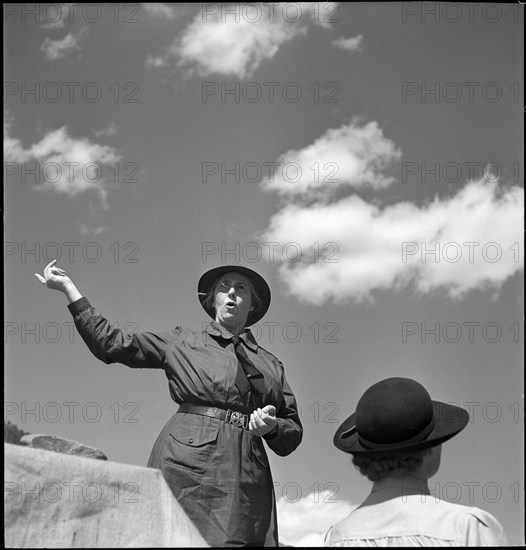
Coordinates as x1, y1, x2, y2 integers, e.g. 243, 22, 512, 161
4, 443, 208, 548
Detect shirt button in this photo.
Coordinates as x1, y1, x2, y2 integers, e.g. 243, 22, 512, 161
187, 438, 193, 444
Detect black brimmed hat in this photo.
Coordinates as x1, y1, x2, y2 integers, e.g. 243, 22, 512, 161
198, 265, 271, 327
334, 377, 469, 456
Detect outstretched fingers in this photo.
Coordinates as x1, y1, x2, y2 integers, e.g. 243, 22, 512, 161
35, 259, 66, 286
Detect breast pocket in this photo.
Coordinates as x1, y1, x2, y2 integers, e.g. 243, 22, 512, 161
163, 416, 219, 474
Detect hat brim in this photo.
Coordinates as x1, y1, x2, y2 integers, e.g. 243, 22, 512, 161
197, 265, 271, 327
334, 401, 469, 456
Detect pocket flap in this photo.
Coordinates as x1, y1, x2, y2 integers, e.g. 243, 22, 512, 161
170, 422, 219, 447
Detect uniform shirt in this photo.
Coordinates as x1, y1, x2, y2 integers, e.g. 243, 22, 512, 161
324, 476, 508, 547
68, 297, 303, 546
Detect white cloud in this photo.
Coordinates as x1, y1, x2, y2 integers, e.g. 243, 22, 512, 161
332, 34, 363, 53
261, 120, 401, 197
277, 490, 355, 546
261, 178, 523, 304
40, 26, 88, 61
260, 120, 523, 303
93, 123, 120, 137
79, 222, 106, 236
145, 54, 168, 69
147, 3, 338, 80
176, 14, 305, 79
4, 119, 29, 163
4, 119, 121, 208
141, 3, 178, 19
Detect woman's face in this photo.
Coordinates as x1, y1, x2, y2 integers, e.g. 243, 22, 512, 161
213, 272, 253, 333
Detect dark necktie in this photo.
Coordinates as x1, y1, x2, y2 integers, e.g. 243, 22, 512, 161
231, 336, 265, 397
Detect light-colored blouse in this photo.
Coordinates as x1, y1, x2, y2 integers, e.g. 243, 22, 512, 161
325, 476, 508, 547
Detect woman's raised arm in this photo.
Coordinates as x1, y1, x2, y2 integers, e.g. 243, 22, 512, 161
35, 259, 172, 369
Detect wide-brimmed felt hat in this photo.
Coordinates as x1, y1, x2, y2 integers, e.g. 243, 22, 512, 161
198, 265, 271, 327
334, 377, 469, 456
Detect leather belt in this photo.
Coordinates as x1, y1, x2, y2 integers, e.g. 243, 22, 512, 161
177, 403, 250, 430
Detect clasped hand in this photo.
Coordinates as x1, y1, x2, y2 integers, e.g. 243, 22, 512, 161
249, 405, 277, 437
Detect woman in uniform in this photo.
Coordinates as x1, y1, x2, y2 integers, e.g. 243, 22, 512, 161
36, 260, 303, 546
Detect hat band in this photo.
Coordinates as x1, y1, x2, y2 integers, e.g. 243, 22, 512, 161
358, 415, 436, 451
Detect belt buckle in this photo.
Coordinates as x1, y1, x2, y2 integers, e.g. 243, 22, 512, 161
228, 410, 248, 429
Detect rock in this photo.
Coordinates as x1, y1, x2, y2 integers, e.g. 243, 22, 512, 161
19, 434, 108, 460
5, 443, 209, 547
4, 421, 29, 444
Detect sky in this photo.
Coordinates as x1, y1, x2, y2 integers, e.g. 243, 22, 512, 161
4, 2, 524, 546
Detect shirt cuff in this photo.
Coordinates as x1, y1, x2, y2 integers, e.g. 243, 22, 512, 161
263, 421, 280, 441
67, 296, 91, 316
